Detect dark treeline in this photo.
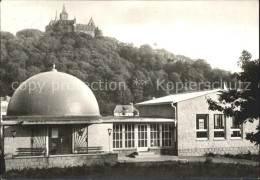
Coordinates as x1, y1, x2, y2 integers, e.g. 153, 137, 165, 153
0, 29, 233, 115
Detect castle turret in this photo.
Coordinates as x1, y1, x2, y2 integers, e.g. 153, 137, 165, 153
88, 17, 95, 26
60, 4, 68, 20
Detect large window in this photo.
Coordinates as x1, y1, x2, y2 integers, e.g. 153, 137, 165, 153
150, 124, 160, 147
214, 114, 226, 139
231, 118, 242, 139
138, 125, 147, 147
113, 124, 122, 148
196, 114, 208, 139
162, 124, 172, 146
125, 124, 135, 148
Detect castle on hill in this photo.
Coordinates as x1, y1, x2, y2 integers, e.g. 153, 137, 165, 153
46, 5, 99, 36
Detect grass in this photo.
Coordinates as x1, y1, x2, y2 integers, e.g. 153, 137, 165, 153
205, 151, 260, 161
2, 161, 260, 179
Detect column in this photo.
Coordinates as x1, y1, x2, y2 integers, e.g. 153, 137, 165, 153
159, 124, 163, 147
134, 124, 138, 149
147, 124, 151, 148
122, 124, 125, 149
45, 127, 49, 156
72, 126, 75, 153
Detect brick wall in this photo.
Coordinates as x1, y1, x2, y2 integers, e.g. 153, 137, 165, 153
177, 92, 259, 156
5, 153, 118, 171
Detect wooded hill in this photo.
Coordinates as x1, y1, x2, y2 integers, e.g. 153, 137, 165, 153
0, 29, 233, 115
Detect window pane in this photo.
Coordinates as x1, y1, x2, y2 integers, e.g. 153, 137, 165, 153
196, 115, 208, 130
214, 131, 225, 138
162, 124, 172, 147
214, 115, 225, 129
231, 118, 242, 129
231, 131, 242, 137
196, 132, 208, 138
113, 124, 122, 148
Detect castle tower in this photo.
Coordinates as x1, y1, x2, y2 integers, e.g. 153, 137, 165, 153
60, 4, 68, 20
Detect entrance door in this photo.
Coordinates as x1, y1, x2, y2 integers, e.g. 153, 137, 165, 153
137, 124, 148, 151
49, 126, 72, 155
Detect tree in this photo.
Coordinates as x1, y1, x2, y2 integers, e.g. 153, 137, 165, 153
94, 27, 103, 38
207, 50, 259, 145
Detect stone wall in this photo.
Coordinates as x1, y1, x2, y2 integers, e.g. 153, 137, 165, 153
177, 92, 259, 156
113, 149, 137, 156
149, 147, 176, 155
5, 153, 118, 171
178, 146, 259, 156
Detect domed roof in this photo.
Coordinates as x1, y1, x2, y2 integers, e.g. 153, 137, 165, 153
7, 69, 100, 117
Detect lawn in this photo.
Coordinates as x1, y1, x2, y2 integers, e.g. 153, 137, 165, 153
2, 161, 260, 179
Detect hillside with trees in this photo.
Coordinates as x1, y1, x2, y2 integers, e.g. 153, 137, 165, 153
0, 29, 233, 115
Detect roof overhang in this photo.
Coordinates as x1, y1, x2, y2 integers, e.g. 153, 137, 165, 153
101, 117, 175, 123
2, 115, 102, 125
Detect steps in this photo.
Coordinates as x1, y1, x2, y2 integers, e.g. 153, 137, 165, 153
134, 151, 161, 158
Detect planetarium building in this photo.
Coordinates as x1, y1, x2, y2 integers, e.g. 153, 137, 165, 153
1, 67, 117, 170
2, 66, 257, 171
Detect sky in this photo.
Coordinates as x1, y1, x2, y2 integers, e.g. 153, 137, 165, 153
1, 0, 259, 72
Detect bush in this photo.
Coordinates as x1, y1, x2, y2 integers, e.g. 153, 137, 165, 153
204, 156, 213, 165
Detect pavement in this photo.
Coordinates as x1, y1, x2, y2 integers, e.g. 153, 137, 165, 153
118, 155, 260, 166
118, 155, 188, 163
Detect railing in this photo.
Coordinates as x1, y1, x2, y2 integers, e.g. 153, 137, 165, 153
74, 146, 103, 154
15, 148, 46, 156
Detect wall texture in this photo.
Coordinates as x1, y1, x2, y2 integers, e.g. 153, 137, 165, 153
4, 125, 32, 156
88, 123, 113, 152
5, 153, 118, 171
177, 92, 259, 156
138, 104, 175, 118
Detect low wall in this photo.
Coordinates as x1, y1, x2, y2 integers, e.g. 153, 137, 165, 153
113, 149, 137, 156
5, 153, 118, 171
149, 148, 176, 155
178, 146, 259, 156
114, 147, 176, 156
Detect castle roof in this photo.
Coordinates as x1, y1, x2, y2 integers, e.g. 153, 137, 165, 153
56, 20, 74, 25
62, 4, 68, 14
76, 24, 96, 31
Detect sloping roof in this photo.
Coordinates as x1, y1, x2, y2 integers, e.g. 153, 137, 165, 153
101, 116, 174, 123
88, 17, 95, 26
135, 89, 221, 106
114, 105, 139, 114
57, 20, 74, 25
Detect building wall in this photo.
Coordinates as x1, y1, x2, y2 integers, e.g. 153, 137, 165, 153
1, 101, 9, 149
177, 92, 259, 156
4, 125, 32, 156
5, 153, 118, 171
138, 104, 175, 118
4, 123, 113, 156
88, 123, 113, 152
